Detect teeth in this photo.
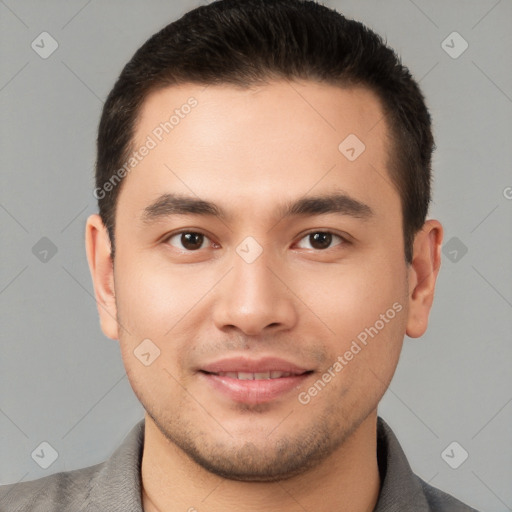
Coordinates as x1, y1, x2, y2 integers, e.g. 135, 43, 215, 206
216, 371, 293, 379
254, 371, 270, 380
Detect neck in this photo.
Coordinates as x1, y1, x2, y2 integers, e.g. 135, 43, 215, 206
141, 412, 380, 512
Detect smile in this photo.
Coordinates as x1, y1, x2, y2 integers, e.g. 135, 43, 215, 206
209, 371, 300, 380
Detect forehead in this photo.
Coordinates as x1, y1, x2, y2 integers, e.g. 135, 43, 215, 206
121, 80, 398, 222
135, 80, 389, 151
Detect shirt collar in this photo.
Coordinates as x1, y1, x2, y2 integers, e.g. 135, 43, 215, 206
87, 419, 145, 511
374, 417, 431, 511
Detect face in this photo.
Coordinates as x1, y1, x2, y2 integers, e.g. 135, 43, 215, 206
87, 80, 437, 481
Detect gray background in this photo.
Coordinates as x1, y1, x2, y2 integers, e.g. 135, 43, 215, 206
1, 0, 511, 510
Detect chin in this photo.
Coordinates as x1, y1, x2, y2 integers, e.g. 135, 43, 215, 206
150, 408, 350, 482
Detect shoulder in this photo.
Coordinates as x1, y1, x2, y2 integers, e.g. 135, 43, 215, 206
418, 477, 481, 512
0, 462, 104, 512
0, 420, 145, 512
376, 416, 481, 512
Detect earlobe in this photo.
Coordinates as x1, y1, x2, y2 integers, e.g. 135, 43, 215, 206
85, 214, 119, 340
406, 219, 443, 339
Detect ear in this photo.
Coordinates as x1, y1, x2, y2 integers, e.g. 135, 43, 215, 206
85, 214, 119, 340
406, 219, 443, 338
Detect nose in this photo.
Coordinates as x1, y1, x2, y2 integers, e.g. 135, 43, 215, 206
211, 247, 298, 336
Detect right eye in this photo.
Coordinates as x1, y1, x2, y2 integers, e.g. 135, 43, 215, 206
165, 231, 212, 251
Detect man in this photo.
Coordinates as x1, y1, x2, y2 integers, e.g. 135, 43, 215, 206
0, 0, 480, 510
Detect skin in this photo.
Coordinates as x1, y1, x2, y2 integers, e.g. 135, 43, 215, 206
86, 80, 443, 512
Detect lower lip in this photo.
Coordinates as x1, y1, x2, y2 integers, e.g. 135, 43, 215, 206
200, 372, 311, 404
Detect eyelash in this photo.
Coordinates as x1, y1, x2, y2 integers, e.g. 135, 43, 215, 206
163, 229, 349, 252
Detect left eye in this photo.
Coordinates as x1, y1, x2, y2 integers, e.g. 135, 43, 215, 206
166, 232, 211, 251
296, 232, 344, 250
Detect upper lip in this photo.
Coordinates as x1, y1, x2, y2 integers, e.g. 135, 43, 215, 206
200, 356, 311, 375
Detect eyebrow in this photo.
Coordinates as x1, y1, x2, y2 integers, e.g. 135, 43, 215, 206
142, 193, 221, 222
279, 193, 374, 220
141, 192, 374, 224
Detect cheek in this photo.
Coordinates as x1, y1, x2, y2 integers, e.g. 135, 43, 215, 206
114, 254, 198, 333
294, 251, 408, 391
113, 253, 221, 378
296, 258, 406, 336
112, 256, 193, 408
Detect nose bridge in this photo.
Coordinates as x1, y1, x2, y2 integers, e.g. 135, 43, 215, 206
233, 248, 277, 305
212, 242, 297, 334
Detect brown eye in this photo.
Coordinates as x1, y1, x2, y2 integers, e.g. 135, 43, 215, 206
309, 232, 332, 249
167, 232, 208, 251
296, 231, 344, 250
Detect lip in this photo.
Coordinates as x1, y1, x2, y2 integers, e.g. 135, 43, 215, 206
200, 356, 310, 374
199, 356, 313, 404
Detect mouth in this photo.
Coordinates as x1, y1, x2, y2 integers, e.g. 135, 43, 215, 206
198, 357, 314, 404
204, 371, 303, 380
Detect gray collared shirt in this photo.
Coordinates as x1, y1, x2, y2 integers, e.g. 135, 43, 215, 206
0, 417, 479, 511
